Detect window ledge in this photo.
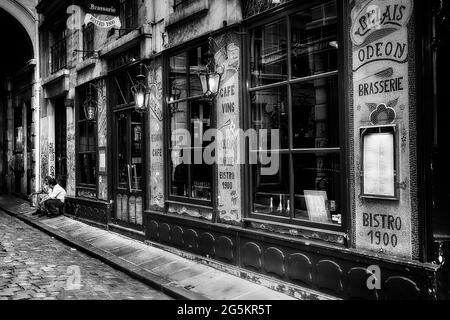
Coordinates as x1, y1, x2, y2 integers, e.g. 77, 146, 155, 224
166, 0, 209, 29
166, 200, 213, 221
42, 69, 69, 87
244, 217, 347, 246
99, 24, 152, 59
42, 69, 70, 99
75, 57, 97, 73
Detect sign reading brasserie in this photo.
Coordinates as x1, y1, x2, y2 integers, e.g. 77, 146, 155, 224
85, 0, 119, 15
84, 0, 121, 29
351, 0, 413, 258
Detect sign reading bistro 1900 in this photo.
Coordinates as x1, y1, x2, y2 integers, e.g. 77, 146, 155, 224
351, 0, 414, 258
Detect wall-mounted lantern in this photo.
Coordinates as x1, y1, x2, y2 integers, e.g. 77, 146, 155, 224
198, 37, 224, 99
131, 63, 149, 113
83, 83, 98, 121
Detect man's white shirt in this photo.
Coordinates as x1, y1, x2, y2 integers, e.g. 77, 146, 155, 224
48, 184, 66, 202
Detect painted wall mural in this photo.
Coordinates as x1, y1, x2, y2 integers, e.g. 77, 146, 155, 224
351, 0, 414, 258
66, 120, 76, 196
97, 79, 108, 201
215, 34, 242, 224
40, 119, 48, 181
97, 79, 108, 148
147, 59, 165, 209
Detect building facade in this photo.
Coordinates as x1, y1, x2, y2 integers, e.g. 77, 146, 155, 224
32, 0, 450, 300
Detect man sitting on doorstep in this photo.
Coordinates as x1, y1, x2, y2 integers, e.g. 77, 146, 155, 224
37, 177, 67, 217
31, 175, 52, 215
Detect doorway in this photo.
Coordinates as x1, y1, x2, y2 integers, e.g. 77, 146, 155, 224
113, 108, 145, 230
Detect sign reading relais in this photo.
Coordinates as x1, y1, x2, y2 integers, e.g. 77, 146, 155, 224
351, 0, 414, 258
216, 41, 242, 223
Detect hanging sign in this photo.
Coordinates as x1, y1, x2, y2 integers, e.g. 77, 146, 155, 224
84, 0, 121, 29
84, 14, 121, 29
85, 0, 119, 15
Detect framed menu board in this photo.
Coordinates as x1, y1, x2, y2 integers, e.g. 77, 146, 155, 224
360, 125, 398, 200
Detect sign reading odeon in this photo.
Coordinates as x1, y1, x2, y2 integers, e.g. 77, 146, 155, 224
351, 0, 412, 71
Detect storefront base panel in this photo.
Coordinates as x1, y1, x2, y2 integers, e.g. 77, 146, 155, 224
145, 210, 441, 300
108, 223, 146, 243
64, 196, 110, 227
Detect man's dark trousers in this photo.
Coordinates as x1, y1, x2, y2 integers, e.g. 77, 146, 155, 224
45, 199, 63, 215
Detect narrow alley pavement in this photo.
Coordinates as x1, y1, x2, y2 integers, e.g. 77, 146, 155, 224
0, 210, 172, 300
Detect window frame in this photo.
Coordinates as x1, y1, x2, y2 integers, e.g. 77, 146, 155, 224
173, 0, 196, 11
242, 0, 349, 234
164, 40, 217, 208
119, 0, 138, 37
75, 82, 99, 196
50, 28, 67, 74
82, 23, 95, 60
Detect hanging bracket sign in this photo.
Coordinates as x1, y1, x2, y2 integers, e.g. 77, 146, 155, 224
84, 0, 121, 29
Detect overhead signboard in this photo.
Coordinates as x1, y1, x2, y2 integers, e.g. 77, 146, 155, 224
84, 0, 120, 16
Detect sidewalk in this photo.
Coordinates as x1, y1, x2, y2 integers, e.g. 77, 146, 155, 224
0, 195, 301, 300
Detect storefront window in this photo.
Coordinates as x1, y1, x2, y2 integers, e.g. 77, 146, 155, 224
290, 2, 338, 78
111, 68, 138, 107
168, 44, 213, 203
77, 83, 97, 187
250, 19, 288, 87
249, 0, 342, 228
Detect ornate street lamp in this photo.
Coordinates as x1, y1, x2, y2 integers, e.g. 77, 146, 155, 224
131, 63, 149, 113
198, 37, 224, 99
83, 83, 98, 121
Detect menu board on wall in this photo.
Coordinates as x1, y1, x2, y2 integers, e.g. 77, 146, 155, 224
351, 0, 413, 258
362, 129, 396, 198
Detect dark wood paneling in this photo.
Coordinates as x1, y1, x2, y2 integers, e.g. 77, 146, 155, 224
144, 211, 438, 299
64, 196, 110, 225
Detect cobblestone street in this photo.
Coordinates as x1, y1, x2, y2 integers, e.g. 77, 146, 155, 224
0, 210, 172, 300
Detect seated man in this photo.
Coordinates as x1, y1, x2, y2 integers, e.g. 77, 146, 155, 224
31, 176, 52, 216
38, 177, 66, 217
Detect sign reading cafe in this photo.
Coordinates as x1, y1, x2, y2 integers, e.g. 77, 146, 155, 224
351, 0, 414, 258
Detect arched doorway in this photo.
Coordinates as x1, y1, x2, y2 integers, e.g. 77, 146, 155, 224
0, 3, 38, 196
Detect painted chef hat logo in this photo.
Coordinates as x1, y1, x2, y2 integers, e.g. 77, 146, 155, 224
367, 99, 398, 125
